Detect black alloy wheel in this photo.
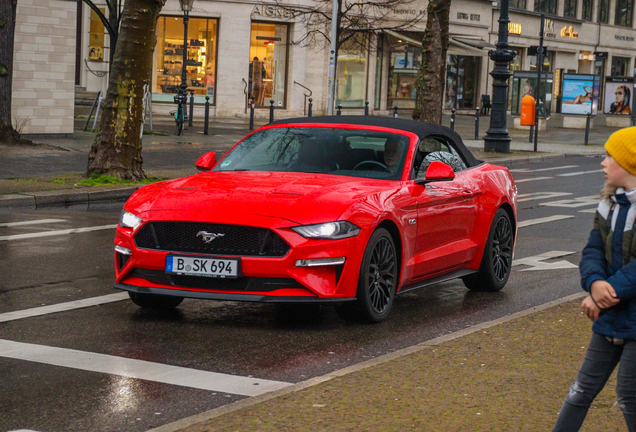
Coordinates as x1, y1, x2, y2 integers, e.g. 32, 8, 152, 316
357, 228, 398, 322
463, 208, 513, 292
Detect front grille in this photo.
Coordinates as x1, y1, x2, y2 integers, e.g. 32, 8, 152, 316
129, 268, 302, 291
134, 222, 290, 257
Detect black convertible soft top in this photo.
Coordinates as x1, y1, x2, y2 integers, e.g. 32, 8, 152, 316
268, 115, 480, 167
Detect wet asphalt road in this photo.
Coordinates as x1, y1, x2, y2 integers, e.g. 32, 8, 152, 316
0, 154, 605, 432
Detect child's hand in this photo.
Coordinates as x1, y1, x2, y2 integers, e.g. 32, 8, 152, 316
581, 295, 601, 322
590, 280, 620, 308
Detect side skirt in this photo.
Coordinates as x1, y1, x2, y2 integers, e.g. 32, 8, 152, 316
397, 269, 477, 295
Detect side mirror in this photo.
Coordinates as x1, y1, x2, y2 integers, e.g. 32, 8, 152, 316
415, 161, 455, 185
195, 151, 216, 171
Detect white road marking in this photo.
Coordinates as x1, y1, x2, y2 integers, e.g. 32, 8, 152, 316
0, 339, 291, 397
578, 208, 597, 213
557, 169, 603, 177
514, 176, 554, 183
0, 224, 117, 241
512, 251, 578, 271
517, 215, 574, 228
0, 219, 66, 228
540, 195, 598, 208
0, 293, 129, 323
518, 192, 572, 202
510, 165, 579, 173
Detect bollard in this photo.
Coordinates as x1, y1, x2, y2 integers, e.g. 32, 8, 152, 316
365, 101, 369, 116
337, 104, 342, 116
450, 108, 456, 131
188, 90, 194, 127
393, 106, 398, 118
308, 98, 313, 117
585, 113, 591, 145
249, 98, 255, 131
204, 96, 210, 135
474, 107, 480, 140
269, 99, 275, 124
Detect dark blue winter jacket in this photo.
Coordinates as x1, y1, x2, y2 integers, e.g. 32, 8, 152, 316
580, 186, 636, 340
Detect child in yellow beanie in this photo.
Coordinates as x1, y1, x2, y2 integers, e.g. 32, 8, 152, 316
553, 126, 636, 432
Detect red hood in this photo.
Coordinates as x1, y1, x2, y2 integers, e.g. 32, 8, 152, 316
125, 172, 390, 225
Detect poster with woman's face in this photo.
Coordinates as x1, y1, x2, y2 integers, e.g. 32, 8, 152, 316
604, 82, 632, 115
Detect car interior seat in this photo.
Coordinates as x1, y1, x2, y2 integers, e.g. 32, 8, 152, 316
292, 142, 339, 173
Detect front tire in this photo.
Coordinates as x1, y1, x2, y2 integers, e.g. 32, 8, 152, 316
353, 227, 399, 323
463, 208, 513, 292
128, 291, 184, 309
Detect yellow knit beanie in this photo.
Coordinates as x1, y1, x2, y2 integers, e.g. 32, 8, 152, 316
605, 126, 636, 176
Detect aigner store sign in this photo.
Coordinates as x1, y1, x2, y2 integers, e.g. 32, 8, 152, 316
252, 4, 294, 18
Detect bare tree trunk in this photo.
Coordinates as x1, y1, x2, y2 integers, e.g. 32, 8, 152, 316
0, 0, 21, 145
412, 0, 450, 124
86, 0, 165, 180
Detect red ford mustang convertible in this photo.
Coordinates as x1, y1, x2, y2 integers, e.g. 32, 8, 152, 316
114, 116, 517, 323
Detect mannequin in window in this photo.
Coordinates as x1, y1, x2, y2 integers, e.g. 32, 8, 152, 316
249, 56, 266, 102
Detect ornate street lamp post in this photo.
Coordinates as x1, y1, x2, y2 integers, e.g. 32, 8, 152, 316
175, 0, 195, 128
483, 0, 516, 153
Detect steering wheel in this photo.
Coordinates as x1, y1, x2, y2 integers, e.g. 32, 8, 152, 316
353, 160, 391, 172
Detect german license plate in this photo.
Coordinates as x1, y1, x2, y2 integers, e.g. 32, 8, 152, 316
166, 255, 239, 278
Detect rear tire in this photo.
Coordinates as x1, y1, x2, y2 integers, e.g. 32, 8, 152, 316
351, 228, 398, 323
463, 208, 513, 292
128, 291, 184, 309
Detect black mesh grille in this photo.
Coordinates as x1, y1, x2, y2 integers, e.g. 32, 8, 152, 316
129, 269, 302, 291
134, 222, 290, 257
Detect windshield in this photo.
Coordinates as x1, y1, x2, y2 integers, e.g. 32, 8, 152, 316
213, 127, 410, 180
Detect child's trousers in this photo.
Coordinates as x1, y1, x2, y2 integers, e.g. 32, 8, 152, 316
553, 333, 636, 432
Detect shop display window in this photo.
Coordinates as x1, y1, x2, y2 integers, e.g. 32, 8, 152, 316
529, 51, 553, 72
445, 55, 481, 110
88, 8, 105, 62
336, 34, 368, 108
387, 40, 421, 109
152, 16, 218, 104
611, 56, 630, 76
615, 0, 634, 26
249, 22, 288, 108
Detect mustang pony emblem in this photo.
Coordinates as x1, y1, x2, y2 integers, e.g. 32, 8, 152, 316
196, 231, 225, 243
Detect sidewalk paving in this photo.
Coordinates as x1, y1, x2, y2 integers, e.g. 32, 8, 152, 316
151, 295, 629, 432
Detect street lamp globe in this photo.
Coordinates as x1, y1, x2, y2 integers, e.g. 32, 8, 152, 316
179, 0, 195, 12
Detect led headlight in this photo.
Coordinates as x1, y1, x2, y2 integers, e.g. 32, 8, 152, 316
292, 221, 360, 240
119, 210, 144, 230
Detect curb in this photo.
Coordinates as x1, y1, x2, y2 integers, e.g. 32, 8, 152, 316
146, 291, 587, 432
0, 187, 138, 209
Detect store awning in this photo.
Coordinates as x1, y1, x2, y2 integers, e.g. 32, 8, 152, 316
384, 30, 492, 57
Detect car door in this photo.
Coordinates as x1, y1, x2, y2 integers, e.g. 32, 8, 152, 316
410, 136, 481, 278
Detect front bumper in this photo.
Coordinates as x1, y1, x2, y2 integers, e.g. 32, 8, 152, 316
114, 214, 367, 301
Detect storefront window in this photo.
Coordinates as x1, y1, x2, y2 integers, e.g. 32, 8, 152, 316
445, 55, 481, 110
387, 36, 421, 109
535, 0, 557, 14
88, 8, 105, 62
529, 51, 553, 72
153, 16, 218, 104
611, 56, 630, 76
615, 0, 634, 26
249, 22, 288, 108
336, 34, 368, 108
564, 0, 577, 17
583, 0, 593, 20
598, 0, 610, 23
509, 47, 523, 71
